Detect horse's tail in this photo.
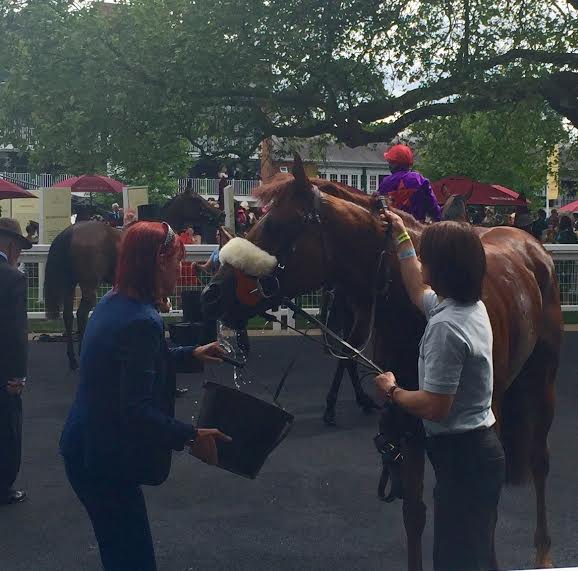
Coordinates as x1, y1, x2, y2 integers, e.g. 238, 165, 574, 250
44, 226, 74, 319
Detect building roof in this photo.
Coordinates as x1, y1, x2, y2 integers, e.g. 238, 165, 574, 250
272, 138, 391, 168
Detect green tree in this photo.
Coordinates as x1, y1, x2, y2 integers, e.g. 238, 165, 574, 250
411, 100, 574, 202
0, 0, 576, 174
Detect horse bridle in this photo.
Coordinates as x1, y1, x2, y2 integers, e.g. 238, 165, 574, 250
255, 185, 331, 301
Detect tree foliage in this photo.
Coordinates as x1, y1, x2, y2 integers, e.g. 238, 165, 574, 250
0, 0, 576, 178
411, 99, 574, 201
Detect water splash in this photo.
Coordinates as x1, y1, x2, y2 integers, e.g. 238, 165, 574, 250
217, 321, 249, 390
216, 320, 271, 396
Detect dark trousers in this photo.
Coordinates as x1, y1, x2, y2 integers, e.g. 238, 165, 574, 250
0, 392, 22, 497
426, 427, 505, 571
64, 457, 156, 571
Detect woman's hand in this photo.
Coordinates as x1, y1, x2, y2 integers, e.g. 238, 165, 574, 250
193, 341, 227, 363
382, 210, 406, 236
375, 372, 397, 400
188, 428, 232, 465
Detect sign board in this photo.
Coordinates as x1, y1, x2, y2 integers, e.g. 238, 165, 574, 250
39, 187, 71, 243
11, 189, 41, 237
122, 186, 148, 218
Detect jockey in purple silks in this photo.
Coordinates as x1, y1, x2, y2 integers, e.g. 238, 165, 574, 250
378, 144, 441, 222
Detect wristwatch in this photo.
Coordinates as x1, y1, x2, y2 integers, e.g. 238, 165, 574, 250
386, 383, 399, 400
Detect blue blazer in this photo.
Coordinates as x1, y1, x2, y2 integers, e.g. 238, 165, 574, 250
60, 292, 199, 485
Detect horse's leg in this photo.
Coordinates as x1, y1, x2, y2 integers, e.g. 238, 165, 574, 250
402, 439, 427, 571
77, 285, 97, 356
323, 360, 347, 426
62, 289, 77, 371
347, 361, 378, 414
504, 339, 557, 569
530, 346, 557, 569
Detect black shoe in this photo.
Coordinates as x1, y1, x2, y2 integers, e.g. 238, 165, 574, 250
0, 490, 27, 505
175, 387, 189, 397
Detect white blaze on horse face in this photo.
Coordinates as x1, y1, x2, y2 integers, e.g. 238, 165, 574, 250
219, 237, 278, 277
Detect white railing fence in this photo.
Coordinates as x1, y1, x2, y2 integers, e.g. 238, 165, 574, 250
1, 171, 73, 189
177, 178, 260, 197
17, 244, 578, 325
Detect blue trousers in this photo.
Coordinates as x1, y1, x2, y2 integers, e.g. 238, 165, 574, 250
64, 458, 157, 571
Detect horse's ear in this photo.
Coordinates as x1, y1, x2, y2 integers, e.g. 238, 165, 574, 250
464, 184, 474, 203
292, 153, 309, 187
441, 184, 450, 199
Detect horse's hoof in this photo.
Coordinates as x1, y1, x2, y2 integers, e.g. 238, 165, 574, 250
68, 360, 78, 371
535, 558, 554, 569
323, 411, 337, 426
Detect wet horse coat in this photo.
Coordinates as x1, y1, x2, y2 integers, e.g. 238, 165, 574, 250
203, 160, 561, 571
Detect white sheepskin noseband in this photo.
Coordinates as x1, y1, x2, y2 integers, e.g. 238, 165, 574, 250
219, 237, 278, 277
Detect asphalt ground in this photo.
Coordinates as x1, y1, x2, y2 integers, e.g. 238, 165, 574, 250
2, 332, 578, 571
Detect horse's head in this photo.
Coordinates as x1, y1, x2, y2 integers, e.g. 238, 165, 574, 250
441, 184, 473, 222
201, 154, 383, 327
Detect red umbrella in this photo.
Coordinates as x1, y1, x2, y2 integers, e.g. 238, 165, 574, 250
52, 175, 124, 193
0, 178, 38, 200
560, 200, 578, 213
432, 176, 528, 207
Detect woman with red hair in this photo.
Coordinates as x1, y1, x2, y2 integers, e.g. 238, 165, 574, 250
60, 221, 230, 571
379, 144, 441, 222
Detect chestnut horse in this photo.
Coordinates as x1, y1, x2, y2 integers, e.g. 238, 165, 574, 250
202, 157, 561, 571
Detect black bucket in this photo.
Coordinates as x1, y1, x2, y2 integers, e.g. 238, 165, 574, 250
197, 382, 294, 479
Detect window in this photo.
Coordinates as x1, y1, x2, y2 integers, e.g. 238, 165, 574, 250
280, 166, 288, 173
351, 174, 359, 189
318, 173, 327, 179
369, 175, 377, 192
340, 174, 349, 185
330, 173, 338, 182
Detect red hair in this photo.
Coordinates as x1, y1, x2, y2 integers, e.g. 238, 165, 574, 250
115, 222, 184, 301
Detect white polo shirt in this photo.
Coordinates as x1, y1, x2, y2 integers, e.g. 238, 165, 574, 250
419, 290, 496, 436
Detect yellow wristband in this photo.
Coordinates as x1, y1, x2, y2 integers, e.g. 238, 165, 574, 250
396, 231, 411, 245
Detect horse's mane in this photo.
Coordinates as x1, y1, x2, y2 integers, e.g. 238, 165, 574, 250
253, 172, 424, 237
254, 173, 374, 210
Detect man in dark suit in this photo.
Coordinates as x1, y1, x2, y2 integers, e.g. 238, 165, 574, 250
108, 203, 123, 227
0, 218, 31, 505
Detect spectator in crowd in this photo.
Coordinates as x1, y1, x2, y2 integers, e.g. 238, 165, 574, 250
572, 212, 578, 231
108, 203, 123, 227
0, 218, 31, 506
195, 229, 226, 276
177, 226, 199, 289
514, 212, 534, 235
236, 202, 249, 234
25, 220, 39, 244
123, 208, 137, 227
547, 208, 559, 231
556, 215, 578, 244
532, 209, 549, 242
